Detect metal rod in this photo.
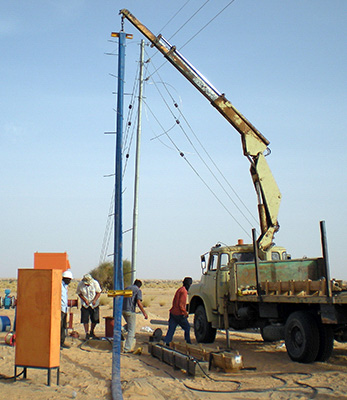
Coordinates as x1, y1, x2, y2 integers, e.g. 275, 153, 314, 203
131, 39, 144, 284
223, 297, 231, 349
320, 220, 332, 298
252, 228, 262, 301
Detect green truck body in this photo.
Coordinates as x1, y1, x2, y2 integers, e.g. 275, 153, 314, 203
188, 238, 347, 363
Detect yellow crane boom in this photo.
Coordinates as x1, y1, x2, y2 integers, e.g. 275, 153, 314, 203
120, 9, 281, 250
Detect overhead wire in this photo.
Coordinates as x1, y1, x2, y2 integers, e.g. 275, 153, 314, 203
157, 0, 192, 33
144, 55, 256, 237
168, 0, 211, 41
143, 79, 252, 239
144, 0, 193, 66
122, 60, 140, 178
144, 0, 236, 81
99, 188, 115, 264
146, 55, 258, 227
100, 40, 142, 263
179, 0, 236, 50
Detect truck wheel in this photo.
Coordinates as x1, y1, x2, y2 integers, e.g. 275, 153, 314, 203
194, 305, 217, 343
261, 324, 284, 342
284, 311, 319, 363
316, 324, 334, 362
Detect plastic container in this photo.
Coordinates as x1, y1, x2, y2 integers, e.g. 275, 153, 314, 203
104, 317, 114, 338
0, 316, 11, 332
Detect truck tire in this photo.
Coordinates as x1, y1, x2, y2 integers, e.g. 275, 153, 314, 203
261, 324, 284, 342
194, 305, 217, 343
284, 311, 319, 363
316, 324, 334, 362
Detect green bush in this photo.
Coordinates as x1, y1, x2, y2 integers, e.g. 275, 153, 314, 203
90, 259, 132, 291
122, 259, 132, 288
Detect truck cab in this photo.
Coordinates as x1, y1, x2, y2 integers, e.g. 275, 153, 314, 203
188, 241, 289, 338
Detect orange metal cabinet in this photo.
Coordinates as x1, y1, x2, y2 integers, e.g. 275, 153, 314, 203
15, 269, 61, 369
34, 252, 70, 271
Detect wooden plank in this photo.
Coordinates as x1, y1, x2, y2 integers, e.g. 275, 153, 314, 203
211, 351, 243, 372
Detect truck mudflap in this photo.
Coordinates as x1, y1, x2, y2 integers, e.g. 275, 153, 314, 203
320, 303, 347, 324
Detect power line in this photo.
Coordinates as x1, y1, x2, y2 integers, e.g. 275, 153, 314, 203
168, 0, 211, 41
145, 99, 252, 239
180, 0, 236, 50
143, 79, 252, 239
144, 0, 236, 80
145, 57, 258, 229
158, 0, 192, 33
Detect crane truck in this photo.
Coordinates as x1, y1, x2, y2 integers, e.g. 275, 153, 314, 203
120, 9, 347, 363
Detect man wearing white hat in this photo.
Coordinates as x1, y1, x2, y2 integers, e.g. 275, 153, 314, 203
76, 274, 102, 340
61, 269, 73, 349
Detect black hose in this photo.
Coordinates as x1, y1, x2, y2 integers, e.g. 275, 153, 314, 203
0, 369, 25, 380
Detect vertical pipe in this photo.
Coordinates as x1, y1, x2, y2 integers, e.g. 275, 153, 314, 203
320, 220, 332, 298
112, 30, 126, 400
131, 39, 145, 284
252, 228, 262, 301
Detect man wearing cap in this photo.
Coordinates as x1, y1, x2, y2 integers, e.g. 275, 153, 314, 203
76, 274, 102, 340
164, 277, 193, 346
61, 269, 73, 349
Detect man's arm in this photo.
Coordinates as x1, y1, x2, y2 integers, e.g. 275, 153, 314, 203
136, 299, 148, 319
92, 291, 101, 306
78, 293, 89, 307
178, 290, 188, 317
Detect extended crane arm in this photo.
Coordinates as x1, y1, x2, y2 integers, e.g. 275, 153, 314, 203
120, 9, 281, 250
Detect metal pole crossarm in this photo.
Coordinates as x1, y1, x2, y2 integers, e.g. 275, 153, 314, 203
111, 32, 133, 39
108, 290, 133, 298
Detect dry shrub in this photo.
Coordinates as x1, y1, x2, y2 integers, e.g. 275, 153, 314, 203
142, 297, 151, 308
143, 280, 182, 289
159, 301, 166, 307
99, 293, 112, 306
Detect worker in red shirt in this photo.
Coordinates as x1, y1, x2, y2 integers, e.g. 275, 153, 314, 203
164, 277, 193, 345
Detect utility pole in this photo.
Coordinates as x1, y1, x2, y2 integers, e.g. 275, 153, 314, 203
110, 19, 132, 400
131, 39, 145, 283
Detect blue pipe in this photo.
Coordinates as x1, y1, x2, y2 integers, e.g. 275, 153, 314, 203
112, 30, 126, 400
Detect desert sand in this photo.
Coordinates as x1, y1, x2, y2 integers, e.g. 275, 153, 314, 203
0, 279, 346, 399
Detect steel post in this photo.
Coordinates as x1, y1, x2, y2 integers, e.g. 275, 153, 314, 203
112, 29, 126, 400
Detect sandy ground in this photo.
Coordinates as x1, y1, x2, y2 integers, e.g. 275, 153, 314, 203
0, 280, 347, 399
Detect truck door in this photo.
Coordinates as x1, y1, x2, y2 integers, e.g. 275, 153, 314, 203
204, 253, 218, 311
216, 253, 230, 314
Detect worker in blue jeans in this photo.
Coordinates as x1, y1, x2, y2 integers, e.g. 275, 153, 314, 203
164, 277, 193, 345
122, 279, 148, 353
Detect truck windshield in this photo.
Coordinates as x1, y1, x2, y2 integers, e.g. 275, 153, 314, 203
232, 252, 254, 262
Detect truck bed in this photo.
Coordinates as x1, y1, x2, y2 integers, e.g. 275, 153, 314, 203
234, 258, 347, 304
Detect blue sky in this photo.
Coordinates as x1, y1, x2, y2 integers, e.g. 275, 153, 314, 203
1, 1, 346, 281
